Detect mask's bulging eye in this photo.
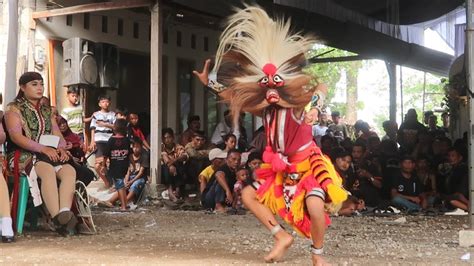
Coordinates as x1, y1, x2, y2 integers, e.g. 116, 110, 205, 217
260, 77, 269, 84
273, 75, 283, 83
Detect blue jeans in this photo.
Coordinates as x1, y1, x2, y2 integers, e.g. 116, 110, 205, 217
129, 178, 146, 195
392, 196, 421, 211
202, 181, 226, 209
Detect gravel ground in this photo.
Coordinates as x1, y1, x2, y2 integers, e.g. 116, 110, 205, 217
1, 203, 474, 265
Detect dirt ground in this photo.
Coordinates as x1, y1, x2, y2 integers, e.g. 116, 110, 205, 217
1, 202, 474, 265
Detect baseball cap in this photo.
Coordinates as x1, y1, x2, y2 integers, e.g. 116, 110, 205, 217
209, 148, 227, 161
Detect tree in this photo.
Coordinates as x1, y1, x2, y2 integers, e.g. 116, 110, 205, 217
306, 45, 365, 124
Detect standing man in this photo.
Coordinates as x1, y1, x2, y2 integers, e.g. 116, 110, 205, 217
328, 111, 349, 140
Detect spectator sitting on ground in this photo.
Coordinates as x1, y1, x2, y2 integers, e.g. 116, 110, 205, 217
57, 116, 95, 186
128, 112, 151, 151
382, 120, 398, 142
211, 110, 233, 147
161, 128, 188, 202
320, 135, 338, 156
328, 111, 349, 140
397, 108, 427, 154
223, 133, 237, 152
415, 156, 437, 203
180, 115, 201, 146
339, 195, 366, 217
232, 166, 250, 211
202, 149, 241, 212
347, 140, 383, 207
246, 152, 263, 172
390, 155, 427, 212
198, 148, 227, 194
330, 147, 352, 189
442, 148, 469, 211
185, 130, 210, 192
312, 112, 329, 146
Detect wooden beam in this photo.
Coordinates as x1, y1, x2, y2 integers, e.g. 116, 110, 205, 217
150, 1, 162, 188
32, 0, 152, 19
308, 55, 371, 64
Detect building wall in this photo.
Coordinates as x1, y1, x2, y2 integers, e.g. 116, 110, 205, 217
35, 7, 219, 135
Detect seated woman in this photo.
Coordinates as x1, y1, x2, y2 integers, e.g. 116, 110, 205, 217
4, 72, 77, 236
57, 116, 95, 186
0, 117, 14, 243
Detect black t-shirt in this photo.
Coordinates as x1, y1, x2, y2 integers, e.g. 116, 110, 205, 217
391, 172, 422, 197
449, 163, 468, 197
210, 164, 237, 191
105, 136, 131, 179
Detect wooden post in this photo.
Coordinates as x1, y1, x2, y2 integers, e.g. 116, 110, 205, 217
4, 0, 19, 104
150, 1, 162, 190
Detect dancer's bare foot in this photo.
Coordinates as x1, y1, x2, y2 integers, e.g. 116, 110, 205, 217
264, 230, 294, 263
312, 254, 330, 266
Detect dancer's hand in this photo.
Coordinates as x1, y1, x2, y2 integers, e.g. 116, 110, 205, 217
312, 254, 330, 266
192, 59, 211, 86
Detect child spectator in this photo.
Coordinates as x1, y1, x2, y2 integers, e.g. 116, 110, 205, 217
161, 128, 188, 202
61, 87, 85, 140
89, 95, 116, 188
246, 152, 263, 171
198, 148, 227, 193
124, 141, 149, 202
100, 140, 149, 208
390, 156, 426, 212
115, 108, 128, 120
223, 133, 237, 152
104, 119, 130, 211
128, 112, 151, 151
232, 166, 249, 211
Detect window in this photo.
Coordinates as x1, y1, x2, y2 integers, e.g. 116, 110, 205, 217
133, 22, 139, 39
177, 59, 194, 132
66, 15, 72, 26
83, 13, 89, 29
102, 16, 108, 33
204, 37, 209, 51
177, 31, 182, 47
117, 19, 123, 36
206, 91, 218, 136
191, 34, 196, 49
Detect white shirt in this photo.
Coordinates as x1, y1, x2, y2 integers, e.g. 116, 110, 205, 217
91, 111, 116, 143
211, 121, 232, 145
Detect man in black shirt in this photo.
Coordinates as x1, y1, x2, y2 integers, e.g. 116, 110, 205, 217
397, 109, 427, 154
443, 148, 469, 211
202, 149, 241, 212
390, 156, 425, 212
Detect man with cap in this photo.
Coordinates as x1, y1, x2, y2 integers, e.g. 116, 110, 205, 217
198, 148, 227, 193
328, 110, 349, 140
201, 149, 241, 212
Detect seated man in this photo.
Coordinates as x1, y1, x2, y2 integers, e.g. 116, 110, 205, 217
391, 155, 427, 212
346, 141, 383, 207
201, 149, 241, 212
442, 148, 469, 211
161, 128, 188, 201
198, 148, 227, 194
185, 131, 210, 191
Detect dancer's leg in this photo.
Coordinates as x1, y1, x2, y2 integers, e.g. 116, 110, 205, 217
306, 196, 329, 266
241, 186, 293, 262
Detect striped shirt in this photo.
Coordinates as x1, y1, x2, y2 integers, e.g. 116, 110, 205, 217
61, 105, 83, 134
91, 111, 116, 143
